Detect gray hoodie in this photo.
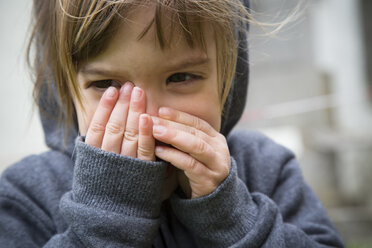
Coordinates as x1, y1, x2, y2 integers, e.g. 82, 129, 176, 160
0, 1, 344, 247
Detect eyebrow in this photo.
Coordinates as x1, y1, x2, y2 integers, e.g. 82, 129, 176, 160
167, 57, 211, 71
79, 57, 211, 76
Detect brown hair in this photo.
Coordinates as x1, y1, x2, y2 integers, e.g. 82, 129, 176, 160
27, 0, 254, 131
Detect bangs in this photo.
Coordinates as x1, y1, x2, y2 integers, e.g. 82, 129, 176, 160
137, 1, 208, 52
71, 0, 212, 64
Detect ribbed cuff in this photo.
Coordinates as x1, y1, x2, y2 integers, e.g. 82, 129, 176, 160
72, 137, 167, 219
170, 157, 258, 247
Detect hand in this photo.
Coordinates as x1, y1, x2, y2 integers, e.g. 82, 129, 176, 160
152, 107, 231, 199
85, 83, 155, 161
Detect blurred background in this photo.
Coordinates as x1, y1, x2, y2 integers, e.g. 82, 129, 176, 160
1, 0, 371, 247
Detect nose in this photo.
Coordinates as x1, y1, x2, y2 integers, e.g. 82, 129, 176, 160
132, 81, 161, 116
144, 89, 160, 117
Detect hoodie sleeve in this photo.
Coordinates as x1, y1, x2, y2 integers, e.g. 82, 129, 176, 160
0, 137, 167, 248
170, 131, 345, 248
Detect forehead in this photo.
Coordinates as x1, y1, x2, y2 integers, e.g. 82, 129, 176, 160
77, 4, 218, 81
131, 3, 212, 46
82, 3, 217, 70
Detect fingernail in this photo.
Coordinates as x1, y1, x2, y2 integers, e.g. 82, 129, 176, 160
105, 87, 116, 98
159, 107, 171, 117
155, 146, 164, 153
153, 125, 166, 135
132, 87, 143, 101
121, 82, 133, 95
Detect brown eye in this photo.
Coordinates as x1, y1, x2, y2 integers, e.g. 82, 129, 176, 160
166, 73, 201, 84
89, 80, 121, 90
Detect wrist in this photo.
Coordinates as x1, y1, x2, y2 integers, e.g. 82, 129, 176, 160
72, 137, 167, 218
170, 157, 257, 246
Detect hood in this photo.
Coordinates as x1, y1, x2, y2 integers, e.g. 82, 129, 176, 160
38, 1, 249, 157
220, 10, 249, 136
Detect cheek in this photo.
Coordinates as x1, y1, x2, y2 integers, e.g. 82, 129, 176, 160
74, 96, 100, 136
189, 103, 221, 131
168, 93, 221, 132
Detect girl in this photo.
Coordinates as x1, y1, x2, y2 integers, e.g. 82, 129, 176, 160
0, 0, 344, 247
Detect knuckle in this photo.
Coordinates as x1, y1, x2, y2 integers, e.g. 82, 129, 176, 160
209, 171, 223, 187
193, 140, 208, 155
219, 133, 228, 144
105, 121, 124, 135
214, 133, 227, 149
124, 128, 138, 142
186, 157, 198, 172
89, 122, 105, 134
193, 117, 202, 130
219, 165, 230, 179
216, 132, 224, 140
213, 161, 230, 181
187, 127, 197, 136
138, 146, 154, 158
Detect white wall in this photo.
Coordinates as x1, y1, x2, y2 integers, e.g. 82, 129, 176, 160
310, 0, 372, 202
310, 0, 372, 131
0, 1, 47, 173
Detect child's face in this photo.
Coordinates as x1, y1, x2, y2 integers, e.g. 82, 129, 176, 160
74, 5, 221, 137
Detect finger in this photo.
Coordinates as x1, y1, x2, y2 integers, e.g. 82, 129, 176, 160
138, 114, 155, 161
121, 86, 145, 157
158, 107, 217, 137
151, 116, 210, 142
155, 146, 209, 180
153, 125, 217, 169
101, 82, 133, 153
155, 146, 216, 198
85, 87, 118, 148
